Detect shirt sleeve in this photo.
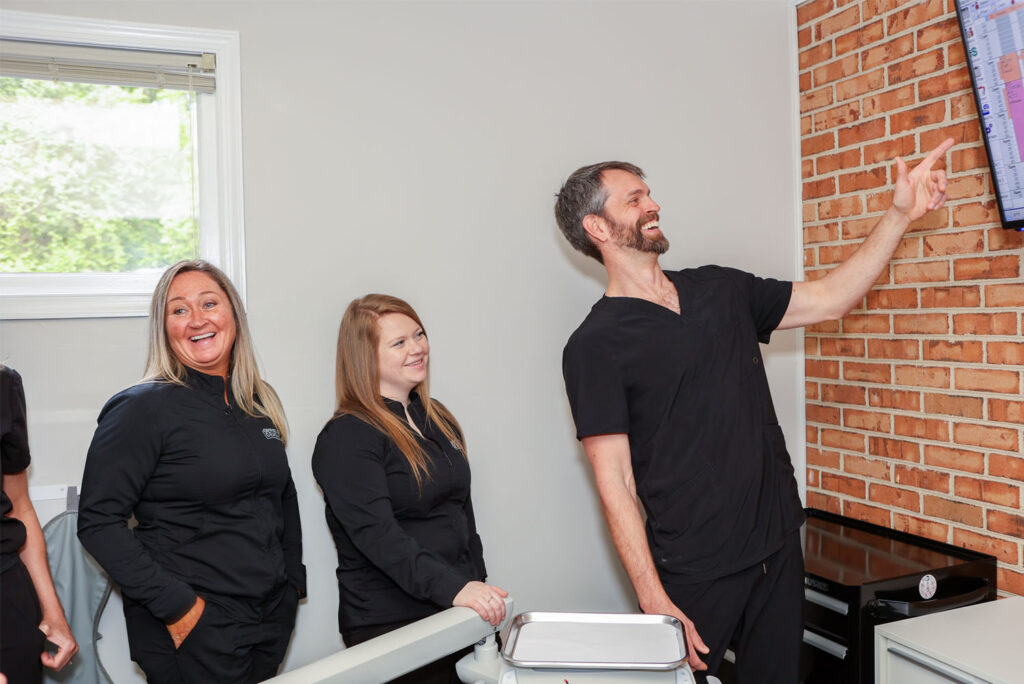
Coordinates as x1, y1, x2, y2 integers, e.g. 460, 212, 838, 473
729, 268, 793, 344
280, 473, 307, 598
1, 368, 31, 475
77, 389, 197, 622
562, 330, 630, 440
312, 418, 470, 608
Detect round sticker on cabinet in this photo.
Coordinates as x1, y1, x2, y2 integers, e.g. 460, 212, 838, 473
919, 574, 937, 600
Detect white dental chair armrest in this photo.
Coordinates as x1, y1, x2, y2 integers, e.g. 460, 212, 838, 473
267, 597, 514, 684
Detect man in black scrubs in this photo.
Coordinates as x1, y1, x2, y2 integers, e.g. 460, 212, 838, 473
557, 138, 953, 683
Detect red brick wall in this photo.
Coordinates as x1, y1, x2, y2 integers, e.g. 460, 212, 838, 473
797, 0, 1024, 597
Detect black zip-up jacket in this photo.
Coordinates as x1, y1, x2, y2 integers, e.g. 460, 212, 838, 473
78, 370, 306, 623
311, 394, 486, 632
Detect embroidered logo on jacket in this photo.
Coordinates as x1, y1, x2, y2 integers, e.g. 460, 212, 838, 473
263, 428, 282, 441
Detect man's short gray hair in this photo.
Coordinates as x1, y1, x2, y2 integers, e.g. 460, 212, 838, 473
554, 161, 645, 263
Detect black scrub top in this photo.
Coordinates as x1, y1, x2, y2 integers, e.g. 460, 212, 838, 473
78, 370, 306, 622
312, 394, 486, 633
562, 266, 805, 584
1, 367, 31, 573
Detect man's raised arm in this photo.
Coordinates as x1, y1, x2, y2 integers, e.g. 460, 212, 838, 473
779, 137, 955, 330
581, 433, 710, 672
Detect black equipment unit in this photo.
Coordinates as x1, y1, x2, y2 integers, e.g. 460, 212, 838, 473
799, 508, 997, 684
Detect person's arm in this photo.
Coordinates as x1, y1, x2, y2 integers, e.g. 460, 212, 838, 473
581, 433, 710, 672
3, 471, 78, 670
77, 392, 198, 625
280, 473, 307, 598
779, 137, 954, 330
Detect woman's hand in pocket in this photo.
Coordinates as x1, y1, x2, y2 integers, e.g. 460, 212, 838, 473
167, 596, 206, 649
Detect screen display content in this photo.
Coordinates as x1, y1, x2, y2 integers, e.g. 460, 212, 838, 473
956, 0, 1024, 230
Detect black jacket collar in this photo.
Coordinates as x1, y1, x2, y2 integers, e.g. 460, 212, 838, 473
182, 367, 234, 405
382, 391, 426, 421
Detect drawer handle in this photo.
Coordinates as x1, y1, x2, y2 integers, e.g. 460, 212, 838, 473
802, 630, 847, 660
805, 588, 849, 616
884, 643, 981, 683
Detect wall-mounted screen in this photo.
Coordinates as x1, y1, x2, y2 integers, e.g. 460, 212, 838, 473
956, 0, 1024, 231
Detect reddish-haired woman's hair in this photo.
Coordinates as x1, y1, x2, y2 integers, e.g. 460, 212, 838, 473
334, 294, 464, 485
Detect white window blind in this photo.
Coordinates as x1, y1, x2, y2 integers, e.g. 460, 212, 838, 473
0, 39, 216, 92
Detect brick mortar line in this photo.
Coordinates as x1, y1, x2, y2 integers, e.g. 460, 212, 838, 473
808, 389, 1024, 402
804, 378, 1023, 391
810, 257, 1018, 268
805, 483, 1024, 524
808, 452, 1024, 487
797, 2, 956, 29
806, 432, 1024, 458
800, 44, 965, 71
804, 234, 1016, 248
827, 307, 1024, 315
799, 64, 968, 99
833, 282, 1023, 290
819, 356, 1024, 369
807, 413, 1024, 431
806, 397, 1024, 419
805, 375, 1024, 389
797, 18, 960, 61
808, 465, 1024, 514
801, 110, 982, 142
806, 396, 1024, 415
801, 171, 992, 191
803, 486, 997, 531
807, 334, 1024, 341
807, 282, 1024, 292
798, 40, 965, 71
810, 352, 1024, 360
802, 178, 996, 200
801, 190, 995, 203
800, 202, 996, 224
802, 235, 1010, 244
805, 420, 1023, 455
800, 17, 963, 52
800, 105, 973, 136
801, 174, 993, 193
806, 354, 1024, 365
799, 68, 973, 118
800, 223, 1000, 235
806, 437, 1024, 477
806, 423, 1024, 450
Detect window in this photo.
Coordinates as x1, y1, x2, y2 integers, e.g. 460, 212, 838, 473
0, 10, 244, 319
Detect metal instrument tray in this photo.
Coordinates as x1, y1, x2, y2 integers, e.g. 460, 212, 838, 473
501, 612, 687, 671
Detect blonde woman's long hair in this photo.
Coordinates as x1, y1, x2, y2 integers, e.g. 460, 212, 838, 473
334, 294, 464, 486
142, 260, 289, 444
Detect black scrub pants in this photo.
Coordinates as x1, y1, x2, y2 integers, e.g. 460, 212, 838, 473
123, 586, 298, 684
344, 618, 473, 684
661, 530, 804, 684
0, 561, 45, 684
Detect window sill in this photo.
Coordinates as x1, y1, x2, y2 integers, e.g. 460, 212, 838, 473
0, 273, 160, 319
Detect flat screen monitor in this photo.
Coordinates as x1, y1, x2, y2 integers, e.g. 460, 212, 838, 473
955, 0, 1024, 230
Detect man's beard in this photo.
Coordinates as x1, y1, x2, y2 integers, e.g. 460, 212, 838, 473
608, 213, 669, 255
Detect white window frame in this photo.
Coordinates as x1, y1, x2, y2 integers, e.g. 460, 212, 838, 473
0, 10, 245, 319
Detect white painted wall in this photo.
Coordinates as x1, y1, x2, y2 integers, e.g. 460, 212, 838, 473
2, 0, 802, 675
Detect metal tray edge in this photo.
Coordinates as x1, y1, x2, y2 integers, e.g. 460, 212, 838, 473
501, 611, 688, 671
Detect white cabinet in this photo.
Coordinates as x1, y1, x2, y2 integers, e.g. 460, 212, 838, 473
874, 596, 1024, 684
